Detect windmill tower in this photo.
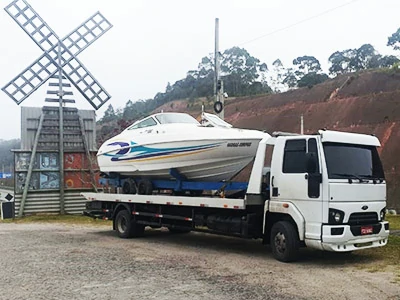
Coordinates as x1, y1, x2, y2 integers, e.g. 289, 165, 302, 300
2, 0, 112, 216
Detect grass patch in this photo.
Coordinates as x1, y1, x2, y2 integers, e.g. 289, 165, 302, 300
387, 215, 400, 230
0, 214, 111, 227
350, 215, 399, 278
354, 235, 400, 281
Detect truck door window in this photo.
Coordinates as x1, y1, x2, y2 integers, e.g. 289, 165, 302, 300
283, 139, 306, 173
308, 138, 319, 172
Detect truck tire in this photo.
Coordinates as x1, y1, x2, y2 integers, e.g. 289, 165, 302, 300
137, 179, 153, 195
122, 179, 136, 194
115, 210, 144, 238
270, 221, 299, 262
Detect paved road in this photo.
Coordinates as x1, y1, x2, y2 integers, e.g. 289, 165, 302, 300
0, 223, 399, 300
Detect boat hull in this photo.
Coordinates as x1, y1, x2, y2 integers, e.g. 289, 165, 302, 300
98, 138, 263, 181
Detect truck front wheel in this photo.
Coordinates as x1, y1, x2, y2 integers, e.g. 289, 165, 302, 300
270, 221, 299, 262
115, 210, 144, 238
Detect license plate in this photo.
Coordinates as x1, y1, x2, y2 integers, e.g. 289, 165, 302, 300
361, 226, 373, 235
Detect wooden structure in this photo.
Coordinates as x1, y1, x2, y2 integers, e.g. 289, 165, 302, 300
13, 106, 99, 215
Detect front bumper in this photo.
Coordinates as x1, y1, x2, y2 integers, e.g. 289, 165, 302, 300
320, 221, 389, 252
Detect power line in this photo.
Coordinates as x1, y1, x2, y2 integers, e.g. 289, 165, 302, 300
238, 0, 360, 47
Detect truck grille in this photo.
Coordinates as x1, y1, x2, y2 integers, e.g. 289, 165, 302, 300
348, 212, 378, 225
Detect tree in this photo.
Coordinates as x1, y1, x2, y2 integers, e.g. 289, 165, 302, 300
297, 72, 329, 88
329, 44, 384, 76
123, 100, 134, 120
220, 47, 271, 96
291, 55, 324, 88
0, 139, 20, 173
293, 56, 322, 75
268, 59, 288, 92
166, 82, 172, 93
387, 28, 400, 51
352, 44, 381, 70
379, 55, 400, 68
328, 49, 357, 76
100, 104, 117, 123
282, 68, 298, 89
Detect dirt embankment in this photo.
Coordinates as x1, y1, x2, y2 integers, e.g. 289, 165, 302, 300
158, 71, 400, 210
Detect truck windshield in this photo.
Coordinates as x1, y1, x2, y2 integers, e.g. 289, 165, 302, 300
323, 142, 385, 180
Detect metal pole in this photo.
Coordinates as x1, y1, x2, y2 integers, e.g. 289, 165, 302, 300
78, 115, 97, 192
301, 114, 304, 134
214, 18, 218, 107
19, 113, 45, 217
215, 18, 224, 120
58, 42, 65, 214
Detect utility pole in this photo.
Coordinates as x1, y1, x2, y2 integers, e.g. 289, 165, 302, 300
214, 18, 224, 120
300, 114, 304, 134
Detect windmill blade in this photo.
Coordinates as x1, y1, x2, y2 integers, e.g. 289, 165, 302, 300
62, 56, 111, 110
2, 1, 112, 108
2, 43, 111, 109
4, 0, 60, 52
2, 53, 58, 104
62, 11, 113, 57
5, 1, 112, 56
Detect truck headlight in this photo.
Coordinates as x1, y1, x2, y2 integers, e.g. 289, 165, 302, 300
329, 209, 344, 224
380, 208, 386, 221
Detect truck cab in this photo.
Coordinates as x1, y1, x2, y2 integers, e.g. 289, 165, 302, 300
259, 130, 389, 260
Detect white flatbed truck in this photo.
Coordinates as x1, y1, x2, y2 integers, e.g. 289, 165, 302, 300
83, 130, 390, 262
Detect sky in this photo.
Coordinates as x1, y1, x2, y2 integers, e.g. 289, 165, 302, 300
0, 0, 399, 140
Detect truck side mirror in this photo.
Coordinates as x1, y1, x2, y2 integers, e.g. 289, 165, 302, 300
306, 152, 317, 174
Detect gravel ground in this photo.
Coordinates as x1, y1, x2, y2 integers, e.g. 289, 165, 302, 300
0, 223, 399, 300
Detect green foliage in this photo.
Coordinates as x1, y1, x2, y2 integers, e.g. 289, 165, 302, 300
379, 55, 400, 68
0, 139, 20, 173
282, 69, 298, 88
288, 55, 324, 88
99, 104, 117, 124
328, 49, 354, 75
387, 215, 400, 230
293, 55, 322, 74
328, 44, 398, 76
297, 72, 329, 88
221, 47, 271, 96
387, 28, 400, 51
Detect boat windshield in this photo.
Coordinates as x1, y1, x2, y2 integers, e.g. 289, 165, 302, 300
323, 142, 385, 180
127, 117, 157, 130
202, 113, 233, 128
155, 113, 199, 125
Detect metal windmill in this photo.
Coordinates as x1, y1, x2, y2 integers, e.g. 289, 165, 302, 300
2, 0, 113, 216
2, 0, 112, 108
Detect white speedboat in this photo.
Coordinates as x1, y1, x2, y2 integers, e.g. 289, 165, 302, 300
97, 112, 269, 182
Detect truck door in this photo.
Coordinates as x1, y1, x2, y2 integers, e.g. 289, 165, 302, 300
270, 136, 322, 240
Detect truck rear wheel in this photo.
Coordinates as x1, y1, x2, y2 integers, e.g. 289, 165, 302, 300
270, 221, 299, 262
115, 210, 144, 238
